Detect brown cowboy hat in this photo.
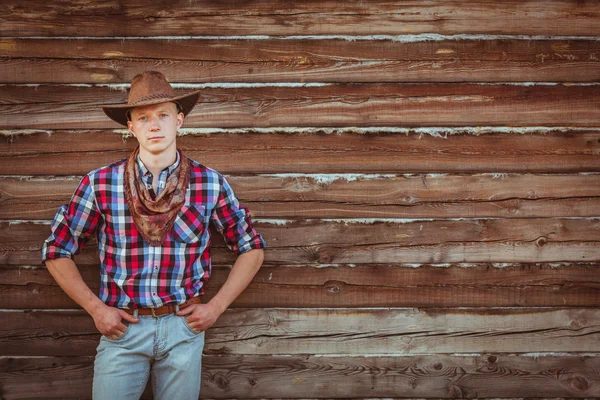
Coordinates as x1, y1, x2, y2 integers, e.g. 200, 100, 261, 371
101, 71, 200, 126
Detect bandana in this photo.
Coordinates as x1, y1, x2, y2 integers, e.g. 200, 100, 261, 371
123, 146, 190, 246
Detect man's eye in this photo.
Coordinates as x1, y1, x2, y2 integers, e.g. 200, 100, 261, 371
160, 114, 168, 117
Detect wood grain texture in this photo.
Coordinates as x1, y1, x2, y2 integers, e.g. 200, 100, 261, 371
1, 173, 599, 220
2, 308, 599, 356
1, 0, 600, 36
1, 354, 599, 398
2, 38, 600, 83
2, 129, 600, 175
2, 1, 600, 399
4, 263, 599, 309
2, 218, 599, 266
2, 84, 600, 129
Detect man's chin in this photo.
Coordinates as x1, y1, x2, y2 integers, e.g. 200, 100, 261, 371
140, 145, 167, 155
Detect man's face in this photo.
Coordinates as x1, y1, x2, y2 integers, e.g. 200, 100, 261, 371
127, 102, 183, 156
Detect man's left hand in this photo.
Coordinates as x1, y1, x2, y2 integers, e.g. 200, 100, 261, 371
176, 302, 222, 332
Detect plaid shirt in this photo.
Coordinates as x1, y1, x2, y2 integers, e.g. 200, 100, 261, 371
42, 151, 266, 309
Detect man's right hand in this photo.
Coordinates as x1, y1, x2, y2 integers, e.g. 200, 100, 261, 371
91, 303, 139, 339
44, 258, 140, 339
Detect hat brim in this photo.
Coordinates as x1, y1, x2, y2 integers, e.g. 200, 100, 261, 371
101, 90, 201, 127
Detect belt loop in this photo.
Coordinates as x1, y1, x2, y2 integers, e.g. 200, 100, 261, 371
133, 309, 139, 318
175, 304, 180, 312
151, 308, 157, 318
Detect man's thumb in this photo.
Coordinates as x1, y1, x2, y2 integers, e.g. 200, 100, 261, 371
118, 309, 139, 323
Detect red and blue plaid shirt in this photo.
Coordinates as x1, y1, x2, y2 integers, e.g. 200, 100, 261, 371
42, 151, 266, 309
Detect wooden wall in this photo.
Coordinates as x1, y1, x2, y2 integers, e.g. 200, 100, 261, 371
1, 1, 600, 398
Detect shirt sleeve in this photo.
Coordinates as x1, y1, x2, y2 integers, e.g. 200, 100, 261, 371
42, 174, 101, 264
210, 174, 267, 255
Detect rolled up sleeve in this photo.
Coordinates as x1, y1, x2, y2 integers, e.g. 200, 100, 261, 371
42, 174, 101, 264
210, 174, 266, 255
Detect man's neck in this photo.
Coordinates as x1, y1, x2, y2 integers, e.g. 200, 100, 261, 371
138, 147, 178, 178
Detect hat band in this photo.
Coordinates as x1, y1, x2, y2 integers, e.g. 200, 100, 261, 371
129, 93, 174, 106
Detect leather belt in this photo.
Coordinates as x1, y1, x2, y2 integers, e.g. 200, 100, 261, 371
124, 296, 201, 317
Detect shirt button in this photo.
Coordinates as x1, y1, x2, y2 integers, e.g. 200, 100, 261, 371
154, 265, 159, 270
153, 292, 157, 296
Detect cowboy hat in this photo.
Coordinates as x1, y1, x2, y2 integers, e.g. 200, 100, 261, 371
101, 71, 200, 126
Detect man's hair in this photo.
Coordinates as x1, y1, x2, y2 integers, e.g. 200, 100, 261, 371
126, 101, 182, 122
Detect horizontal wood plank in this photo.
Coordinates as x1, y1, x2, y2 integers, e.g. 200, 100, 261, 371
1, 174, 599, 220
3, 263, 599, 309
2, 84, 600, 129
2, 129, 600, 175
2, 308, 599, 356
1, 354, 599, 398
2, 218, 599, 266
2, 0, 600, 36
2, 38, 600, 83
5, 239, 598, 266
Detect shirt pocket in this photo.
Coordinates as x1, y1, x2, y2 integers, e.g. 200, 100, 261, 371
172, 205, 205, 243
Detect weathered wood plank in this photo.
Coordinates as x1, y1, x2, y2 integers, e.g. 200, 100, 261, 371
2, 38, 600, 83
2, 218, 599, 266
1, 354, 599, 398
10, 217, 600, 249
3, 263, 600, 309
2, 84, 600, 129
2, 128, 600, 175
4, 240, 598, 266
2, 0, 599, 36
2, 308, 599, 356
2, 174, 599, 220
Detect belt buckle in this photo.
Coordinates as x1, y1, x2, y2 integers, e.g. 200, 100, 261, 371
151, 308, 157, 318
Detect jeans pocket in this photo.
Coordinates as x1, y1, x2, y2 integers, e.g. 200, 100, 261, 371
181, 316, 201, 335
104, 320, 132, 342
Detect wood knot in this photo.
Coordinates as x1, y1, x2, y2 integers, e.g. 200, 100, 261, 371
216, 375, 229, 389
403, 196, 416, 204
487, 355, 497, 363
318, 254, 334, 263
267, 313, 279, 327
248, 377, 257, 386
324, 280, 343, 294
433, 362, 443, 370
569, 320, 582, 329
448, 385, 464, 397
303, 247, 321, 263
567, 376, 589, 392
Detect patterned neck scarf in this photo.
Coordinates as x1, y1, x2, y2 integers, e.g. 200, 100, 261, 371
123, 146, 190, 246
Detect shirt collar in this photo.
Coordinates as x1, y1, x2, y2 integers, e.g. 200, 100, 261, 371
136, 150, 181, 178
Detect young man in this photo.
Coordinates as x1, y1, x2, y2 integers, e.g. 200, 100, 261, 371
42, 71, 266, 399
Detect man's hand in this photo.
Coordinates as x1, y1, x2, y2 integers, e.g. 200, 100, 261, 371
175, 249, 264, 333
45, 258, 140, 340
91, 303, 139, 339
176, 302, 222, 333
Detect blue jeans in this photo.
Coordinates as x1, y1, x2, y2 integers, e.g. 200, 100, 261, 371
92, 310, 205, 400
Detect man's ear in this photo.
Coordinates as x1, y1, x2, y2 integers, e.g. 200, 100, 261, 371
127, 120, 137, 138
176, 112, 184, 129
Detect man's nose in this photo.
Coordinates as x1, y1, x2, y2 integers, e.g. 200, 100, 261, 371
149, 116, 160, 129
